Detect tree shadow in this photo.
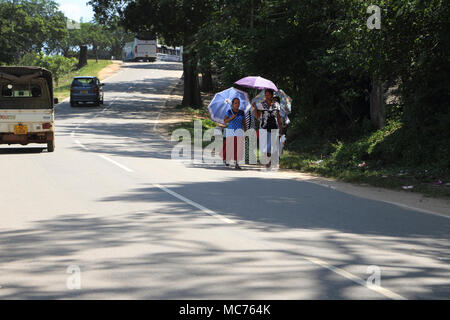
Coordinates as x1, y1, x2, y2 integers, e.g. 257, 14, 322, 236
97, 177, 450, 299
1, 177, 449, 299
121, 61, 183, 72
0, 147, 46, 154
100, 178, 450, 239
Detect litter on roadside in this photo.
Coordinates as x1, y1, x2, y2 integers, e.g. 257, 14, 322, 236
402, 186, 414, 190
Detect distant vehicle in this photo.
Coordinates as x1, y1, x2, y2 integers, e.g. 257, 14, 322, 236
70, 76, 104, 107
123, 35, 158, 62
157, 44, 183, 62
0, 66, 57, 152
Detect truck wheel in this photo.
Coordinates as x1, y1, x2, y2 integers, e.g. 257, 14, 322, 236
70, 101, 76, 107
47, 140, 55, 152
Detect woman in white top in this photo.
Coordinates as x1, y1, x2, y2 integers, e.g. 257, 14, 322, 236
252, 89, 283, 167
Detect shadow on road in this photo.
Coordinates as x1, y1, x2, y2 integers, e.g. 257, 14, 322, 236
97, 177, 450, 299
56, 76, 180, 120
53, 74, 181, 160
1, 176, 449, 299
101, 178, 450, 240
0, 147, 46, 154
121, 61, 183, 72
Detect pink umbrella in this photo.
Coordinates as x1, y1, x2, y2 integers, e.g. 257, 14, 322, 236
234, 76, 278, 91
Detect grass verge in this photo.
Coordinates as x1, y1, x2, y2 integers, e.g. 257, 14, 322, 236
280, 120, 450, 198
54, 59, 114, 101
168, 104, 218, 148
166, 89, 449, 198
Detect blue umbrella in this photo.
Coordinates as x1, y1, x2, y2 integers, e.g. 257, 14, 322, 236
208, 87, 251, 124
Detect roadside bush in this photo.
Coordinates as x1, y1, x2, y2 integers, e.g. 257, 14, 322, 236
328, 120, 403, 167
19, 52, 77, 85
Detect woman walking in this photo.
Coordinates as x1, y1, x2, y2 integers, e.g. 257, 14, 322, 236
223, 98, 247, 169
252, 89, 283, 167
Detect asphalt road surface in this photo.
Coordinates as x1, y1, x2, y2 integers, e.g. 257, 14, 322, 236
0, 61, 449, 299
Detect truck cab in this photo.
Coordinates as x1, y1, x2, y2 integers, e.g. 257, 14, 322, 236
0, 66, 57, 152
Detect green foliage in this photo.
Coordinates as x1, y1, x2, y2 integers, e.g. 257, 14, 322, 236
18, 52, 77, 85
53, 59, 113, 100
329, 120, 403, 166
0, 1, 133, 64
17, 0, 445, 193
0, 0, 68, 64
279, 122, 450, 198
193, 0, 449, 184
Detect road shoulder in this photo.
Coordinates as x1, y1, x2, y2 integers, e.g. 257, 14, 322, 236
98, 60, 123, 81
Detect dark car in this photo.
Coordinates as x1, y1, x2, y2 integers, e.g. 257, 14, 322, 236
70, 76, 104, 107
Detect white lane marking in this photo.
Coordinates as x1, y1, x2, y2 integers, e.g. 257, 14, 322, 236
98, 155, 134, 173
69, 81, 410, 300
317, 183, 336, 190
303, 180, 448, 218
304, 257, 407, 300
74, 139, 88, 151
154, 183, 236, 224
380, 200, 450, 219
153, 112, 161, 131
95, 152, 234, 224
70, 95, 120, 140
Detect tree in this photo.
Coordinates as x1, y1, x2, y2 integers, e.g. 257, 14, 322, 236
0, 0, 67, 64
19, 52, 77, 85
64, 21, 114, 67
89, 0, 216, 108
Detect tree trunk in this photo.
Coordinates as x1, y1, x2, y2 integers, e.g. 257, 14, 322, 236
201, 65, 213, 92
78, 45, 88, 69
94, 44, 98, 63
370, 76, 386, 129
182, 49, 202, 108
112, 42, 121, 60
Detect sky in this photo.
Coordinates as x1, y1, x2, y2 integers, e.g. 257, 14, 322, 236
56, 0, 94, 22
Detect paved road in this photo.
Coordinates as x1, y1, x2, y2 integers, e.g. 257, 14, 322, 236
0, 61, 449, 299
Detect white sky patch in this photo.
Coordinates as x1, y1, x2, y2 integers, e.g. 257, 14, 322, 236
56, 0, 94, 22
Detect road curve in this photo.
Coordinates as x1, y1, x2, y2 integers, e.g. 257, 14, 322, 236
0, 61, 449, 299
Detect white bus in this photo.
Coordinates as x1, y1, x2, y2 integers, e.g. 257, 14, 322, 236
157, 44, 183, 62
123, 35, 157, 62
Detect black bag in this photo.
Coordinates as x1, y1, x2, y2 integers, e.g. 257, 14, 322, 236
262, 109, 278, 130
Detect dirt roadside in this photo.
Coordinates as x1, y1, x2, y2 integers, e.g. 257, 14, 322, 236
153, 79, 212, 140
98, 60, 123, 81
157, 80, 450, 217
